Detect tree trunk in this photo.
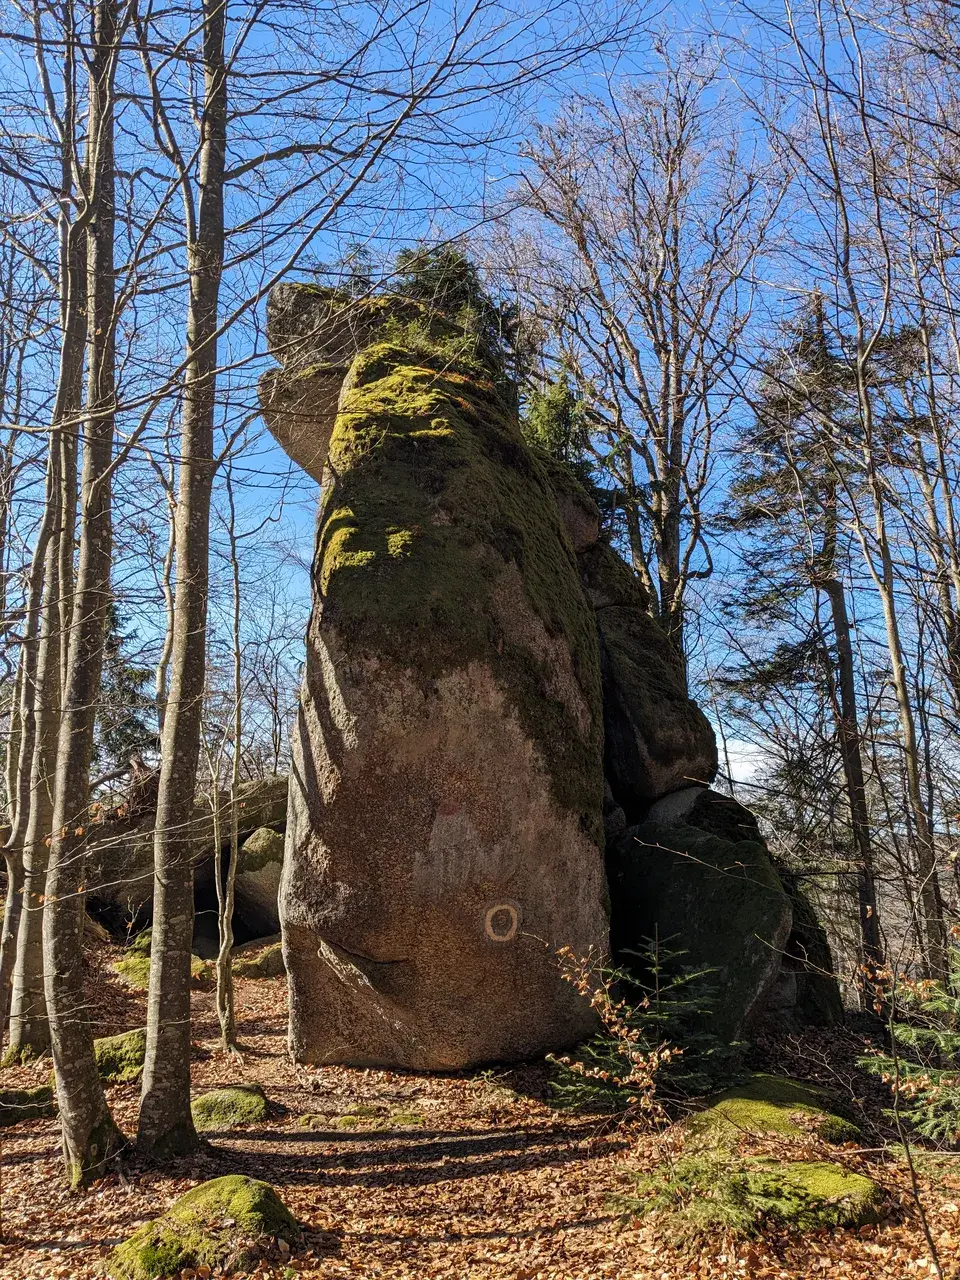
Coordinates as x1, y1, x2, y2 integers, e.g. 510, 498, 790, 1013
43, 0, 124, 1186
138, 0, 226, 1156
821, 576, 885, 992
7, 519, 61, 1059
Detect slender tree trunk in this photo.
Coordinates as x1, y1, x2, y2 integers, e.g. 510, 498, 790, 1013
215, 473, 241, 1049
138, 0, 226, 1155
8, 519, 62, 1059
0, 655, 24, 1037
43, 0, 124, 1186
821, 577, 885, 989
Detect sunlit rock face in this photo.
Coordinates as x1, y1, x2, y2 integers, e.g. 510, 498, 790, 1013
264, 290, 607, 1068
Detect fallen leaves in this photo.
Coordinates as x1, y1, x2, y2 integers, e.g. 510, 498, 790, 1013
0, 945, 959, 1279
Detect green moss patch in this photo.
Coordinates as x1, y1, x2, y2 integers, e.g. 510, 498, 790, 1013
315, 336, 603, 829
0, 1084, 54, 1126
114, 934, 210, 990
687, 1074, 860, 1147
233, 939, 285, 979
108, 1174, 301, 1279
95, 1028, 147, 1083
191, 1083, 269, 1132
624, 1148, 881, 1243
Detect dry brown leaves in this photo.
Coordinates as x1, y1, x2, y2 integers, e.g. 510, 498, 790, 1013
1, 945, 959, 1279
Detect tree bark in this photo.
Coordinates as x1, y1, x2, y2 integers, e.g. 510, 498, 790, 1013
43, 0, 124, 1186
138, 0, 226, 1156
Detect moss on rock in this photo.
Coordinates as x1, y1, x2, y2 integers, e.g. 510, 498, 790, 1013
108, 1174, 300, 1279
742, 1159, 881, 1229
191, 1083, 269, 1132
239, 826, 284, 874
686, 1074, 860, 1146
0, 1084, 54, 1126
114, 934, 209, 990
232, 938, 285, 979
628, 1146, 881, 1241
317, 337, 603, 826
94, 1028, 147, 1084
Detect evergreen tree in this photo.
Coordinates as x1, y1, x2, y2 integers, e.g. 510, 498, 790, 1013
94, 603, 156, 772
725, 298, 886, 992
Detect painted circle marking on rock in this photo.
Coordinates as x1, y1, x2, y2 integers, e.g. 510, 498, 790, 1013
484, 901, 519, 943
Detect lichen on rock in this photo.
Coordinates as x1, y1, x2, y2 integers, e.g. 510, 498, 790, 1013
107, 1174, 300, 1279
191, 1083, 269, 1131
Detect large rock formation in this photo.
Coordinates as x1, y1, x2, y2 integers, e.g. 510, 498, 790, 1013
608, 791, 792, 1043
261, 284, 835, 1069
266, 288, 607, 1068
85, 776, 287, 937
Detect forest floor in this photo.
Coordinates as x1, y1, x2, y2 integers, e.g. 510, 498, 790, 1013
2, 941, 960, 1280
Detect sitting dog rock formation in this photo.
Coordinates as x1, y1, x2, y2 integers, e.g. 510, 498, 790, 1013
261, 283, 817, 1070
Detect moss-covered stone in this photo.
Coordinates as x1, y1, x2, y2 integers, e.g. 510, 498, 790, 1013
232, 938, 285, 979
609, 810, 792, 1043
114, 934, 209, 990
686, 1074, 860, 1146
0, 1084, 54, 1125
271, 300, 607, 1069
108, 1174, 301, 1279
239, 826, 284, 874
191, 1083, 269, 1132
740, 1159, 881, 1229
319, 339, 603, 824
94, 1028, 147, 1083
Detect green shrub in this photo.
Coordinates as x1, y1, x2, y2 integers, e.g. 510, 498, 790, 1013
549, 937, 742, 1122
860, 949, 960, 1143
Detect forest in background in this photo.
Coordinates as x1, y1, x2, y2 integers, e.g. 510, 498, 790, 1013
3, 0, 960, 1232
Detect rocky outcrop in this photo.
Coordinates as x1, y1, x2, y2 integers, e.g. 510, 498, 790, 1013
608, 791, 792, 1042
578, 541, 717, 816
266, 291, 607, 1069
85, 776, 287, 930
261, 283, 838, 1070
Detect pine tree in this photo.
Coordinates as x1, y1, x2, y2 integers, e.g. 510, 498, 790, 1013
725, 298, 886, 993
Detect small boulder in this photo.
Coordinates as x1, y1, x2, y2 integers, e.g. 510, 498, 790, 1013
95, 1028, 147, 1084
685, 1074, 860, 1147
232, 936, 285, 979
0, 1085, 54, 1126
192, 1083, 269, 1132
114, 932, 209, 990
629, 1074, 881, 1241
107, 1174, 301, 1279
234, 827, 284, 936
